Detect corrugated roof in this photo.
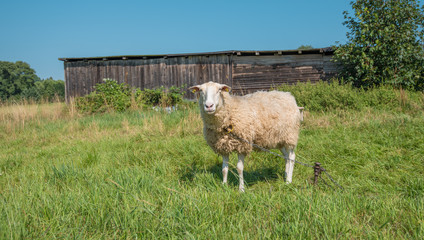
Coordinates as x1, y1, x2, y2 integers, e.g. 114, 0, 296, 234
58, 47, 334, 62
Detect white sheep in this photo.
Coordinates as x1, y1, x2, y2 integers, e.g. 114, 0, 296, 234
189, 81, 301, 191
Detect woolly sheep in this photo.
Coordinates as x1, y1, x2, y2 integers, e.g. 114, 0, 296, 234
189, 81, 301, 192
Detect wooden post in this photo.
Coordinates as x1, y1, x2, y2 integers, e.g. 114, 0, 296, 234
314, 162, 321, 185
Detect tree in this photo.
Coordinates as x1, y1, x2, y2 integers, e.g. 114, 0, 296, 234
36, 78, 65, 100
297, 45, 314, 50
21, 77, 65, 101
0, 61, 39, 100
333, 0, 424, 90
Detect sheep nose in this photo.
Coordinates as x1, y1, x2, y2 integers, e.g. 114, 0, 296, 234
205, 103, 214, 109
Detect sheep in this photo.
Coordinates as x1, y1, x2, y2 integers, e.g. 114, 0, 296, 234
189, 81, 301, 192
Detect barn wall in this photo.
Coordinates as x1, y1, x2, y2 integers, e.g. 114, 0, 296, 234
63, 52, 337, 101
64, 55, 231, 100
231, 54, 334, 94
323, 54, 338, 79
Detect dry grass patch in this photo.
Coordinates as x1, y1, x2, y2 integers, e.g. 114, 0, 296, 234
0, 100, 80, 136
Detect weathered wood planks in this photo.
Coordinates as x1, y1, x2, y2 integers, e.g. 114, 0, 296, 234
231, 54, 330, 94
61, 49, 337, 101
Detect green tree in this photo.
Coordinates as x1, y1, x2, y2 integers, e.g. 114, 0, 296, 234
297, 45, 314, 50
333, 0, 424, 89
21, 77, 65, 101
37, 78, 65, 100
0, 61, 39, 100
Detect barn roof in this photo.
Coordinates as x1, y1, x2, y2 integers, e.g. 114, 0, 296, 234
58, 47, 333, 62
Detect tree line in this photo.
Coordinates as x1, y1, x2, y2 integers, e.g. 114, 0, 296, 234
0, 61, 64, 101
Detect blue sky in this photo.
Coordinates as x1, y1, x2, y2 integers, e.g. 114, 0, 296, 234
0, 0, 351, 80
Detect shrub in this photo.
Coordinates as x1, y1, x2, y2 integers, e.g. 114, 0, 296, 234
75, 79, 134, 113
75, 79, 185, 113
139, 87, 163, 106
138, 85, 185, 107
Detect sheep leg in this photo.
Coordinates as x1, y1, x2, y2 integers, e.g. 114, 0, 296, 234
222, 155, 229, 184
237, 154, 245, 192
281, 148, 289, 181
284, 149, 296, 183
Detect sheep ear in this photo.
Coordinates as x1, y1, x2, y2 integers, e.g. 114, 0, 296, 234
220, 84, 231, 92
189, 85, 201, 93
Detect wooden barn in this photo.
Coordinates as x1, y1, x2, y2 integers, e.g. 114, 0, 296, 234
59, 47, 336, 101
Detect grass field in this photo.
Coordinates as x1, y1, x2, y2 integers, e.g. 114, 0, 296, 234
1, 85, 423, 239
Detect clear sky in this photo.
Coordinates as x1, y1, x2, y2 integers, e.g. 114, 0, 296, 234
0, 0, 351, 80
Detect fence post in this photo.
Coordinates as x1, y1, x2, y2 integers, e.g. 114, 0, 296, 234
314, 162, 321, 185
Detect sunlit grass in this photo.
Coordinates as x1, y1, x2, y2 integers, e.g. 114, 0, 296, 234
0, 89, 423, 239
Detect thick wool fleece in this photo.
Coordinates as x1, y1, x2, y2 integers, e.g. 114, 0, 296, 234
199, 91, 301, 155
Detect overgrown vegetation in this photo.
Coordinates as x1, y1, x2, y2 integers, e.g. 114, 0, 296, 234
277, 80, 424, 112
75, 79, 186, 113
140, 85, 185, 107
333, 0, 424, 90
0, 61, 64, 102
1, 82, 423, 238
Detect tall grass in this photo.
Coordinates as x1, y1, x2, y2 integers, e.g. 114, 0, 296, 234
0, 83, 423, 239
277, 81, 424, 113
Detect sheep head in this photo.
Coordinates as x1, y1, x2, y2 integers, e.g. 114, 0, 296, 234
189, 81, 231, 115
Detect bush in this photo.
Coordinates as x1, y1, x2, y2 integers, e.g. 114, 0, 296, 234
139, 86, 185, 107
139, 85, 185, 106
75, 79, 134, 113
276, 80, 424, 112
75, 79, 185, 113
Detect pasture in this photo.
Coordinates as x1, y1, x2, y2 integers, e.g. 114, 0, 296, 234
1, 84, 423, 239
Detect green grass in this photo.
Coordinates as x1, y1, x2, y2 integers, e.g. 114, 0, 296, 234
1, 85, 423, 239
